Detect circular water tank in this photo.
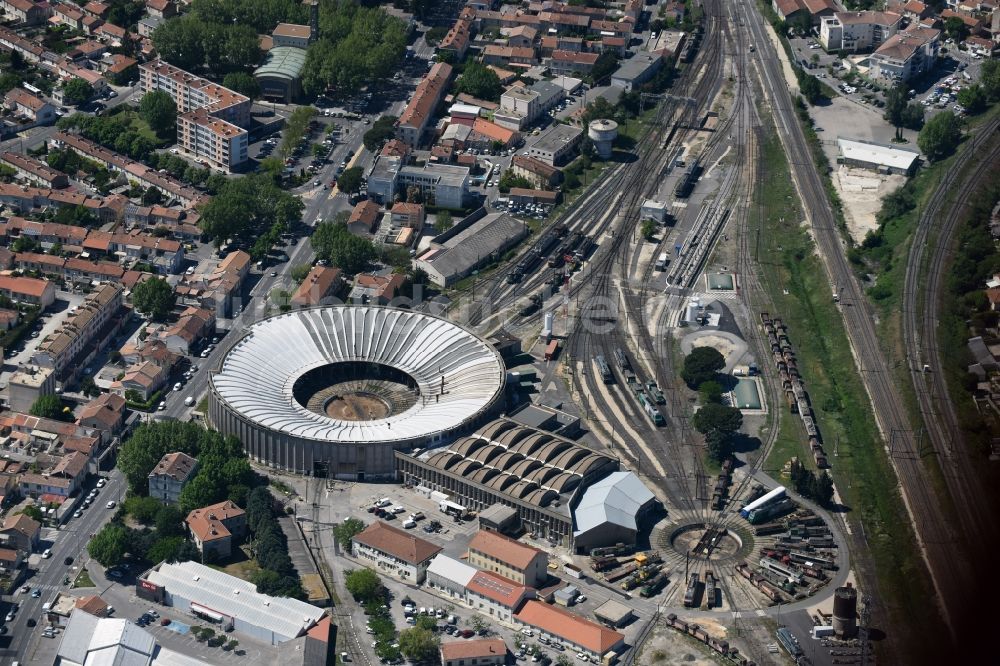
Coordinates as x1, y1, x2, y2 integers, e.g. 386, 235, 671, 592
588, 119, 619, 159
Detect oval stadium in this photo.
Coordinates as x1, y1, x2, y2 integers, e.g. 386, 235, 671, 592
208, 306, 506, 479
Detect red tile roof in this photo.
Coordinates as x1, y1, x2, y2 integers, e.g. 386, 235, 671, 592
352, 521, 442, 565
468, 530, 543, 570
440, 638, 507, 661
466, 570, 531, 608
514, 600, 624, 655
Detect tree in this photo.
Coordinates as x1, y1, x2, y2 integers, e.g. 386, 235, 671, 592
139, 91, 177, 138
799, 74, 822, 105
918, 111, 962, 162
117, 421, 215, 493
333, 517, 366, 552
957, 84, 987, 114
132, 277, 176, 321
398, 627, 439, 662
30, 395, 71, 421
123, 496, 164, 524
699, 380, 724, 404
363, 115, 397, 151
455, 61, 502, 101
345, 568, 382, 602
63, 78, 93, 105
88, 523, 129, 567
337, 166, 363, 194
152, 16, 206, 71
705, 430, 732, 463
692, 403, 743, 436
590, 51, 620, 84
681, 346, 726, 388
498, 171, 532, 193
155, 504, 185, 537
20, 505, 44, 522
884, 84, 907, 129
147, 536, 196, 564
223, 72, 260, 99
311, 219, 377, 274
943, 16, 969, 42
434, 210, 453, 234
980, 59, 1000, 103
142, 186, 163, 206
290, 263, 312, 283
200, 173, 303, 248
640, 218, 657, 240
814, 471, 835, 507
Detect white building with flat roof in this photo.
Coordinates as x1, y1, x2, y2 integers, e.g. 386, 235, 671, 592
837, 137, 920, 175
141, 561, 325, 645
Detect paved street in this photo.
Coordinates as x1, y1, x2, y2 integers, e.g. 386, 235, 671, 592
0, 470, 126, 662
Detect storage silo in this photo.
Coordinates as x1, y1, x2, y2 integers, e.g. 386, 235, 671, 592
588, 119, 619, 159
685, 297, 701, 325
832, 584, 858, 638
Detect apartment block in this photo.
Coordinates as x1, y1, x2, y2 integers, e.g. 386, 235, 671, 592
139, 60, 250, 170
32, 283, 123, 377
398, 62, 453, 148
820, 11, 902, 52
869, 27, 940, 83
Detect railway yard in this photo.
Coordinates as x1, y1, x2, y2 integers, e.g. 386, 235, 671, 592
442, 0, 1000, 664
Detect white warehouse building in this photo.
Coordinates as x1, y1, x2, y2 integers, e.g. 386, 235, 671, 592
139, 561, 326, 645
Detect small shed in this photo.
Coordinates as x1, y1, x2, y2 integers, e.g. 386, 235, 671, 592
594, 599, 635, 628
554, 585, 579, 606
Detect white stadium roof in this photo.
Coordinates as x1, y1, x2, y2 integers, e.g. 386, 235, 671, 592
211, 306, 505, 443
574, 471, 655, 536
145, 561, 325, 643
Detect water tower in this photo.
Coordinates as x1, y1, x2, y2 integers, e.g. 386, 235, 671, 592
588, 119, 619, 160
832, 584, 858, 638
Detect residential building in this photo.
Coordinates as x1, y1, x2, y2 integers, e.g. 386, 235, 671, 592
819, 11, 902, 52
139, 60, 250, 170
468, 118, 520, 151
348, 199, 382, 235
525, 124, 583, 166
772, 0, 806, 22
7, 366, 55, 413
439, 16, 472, 61
145, 0, 176, 19
4, 87, 56, 124
482, 45, 537, 68
149, 452, 199, 504
869, 27, 940, 83
75, 594, 111, 617
0, 152, 69, 188
0, 512, 40, 552
20, 450, 89, 498
0, 546, 23, 575
76, 392, 127, 436
468, 530, 548, 587
391, 202, 425, 229
398, 62, 453, 148
508, 188, 560, 206
367, 156, 402, 204
514, 600, 625, 663
546, 50, 599, 75
349, 273, 405, 305
186, 500, 246, 561
155, 306, 215, 355
510, 155, 561, 189
465, 570, 535, 622
291, 266, 343, 307
440, 639, 508, 666
0, 0, 50, 25
0, 274, 55, 308
351, 520, 442, 583
111, 360, 167, 401
32, 283, 124, 377
137, 15, 163, 37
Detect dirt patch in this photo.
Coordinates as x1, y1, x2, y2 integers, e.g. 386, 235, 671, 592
325, 393, 390, 420
834, 166, 906, 244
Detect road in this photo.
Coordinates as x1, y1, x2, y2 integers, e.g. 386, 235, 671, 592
737, 0, 984, 658
0, 470, 126, 662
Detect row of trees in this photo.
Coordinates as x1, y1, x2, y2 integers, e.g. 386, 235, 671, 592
683, 347, 745, 463
147, 151, 230, 193
88, 505, 201, 568
132, 277, 176, 321
152, 16, 262, 76
310, 216, 377, 274
57, 111, 163, 162
362, 115, 397, 152
788, 459, 835, 507
245, 487, 304, 597
455, 62, 503, 102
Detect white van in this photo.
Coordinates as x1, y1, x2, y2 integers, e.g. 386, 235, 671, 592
184, 397, 195, 407
402, 519, 416, 529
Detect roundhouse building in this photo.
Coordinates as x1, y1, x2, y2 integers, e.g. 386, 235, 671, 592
208, 306, 506, 480
395, 418, 620, 546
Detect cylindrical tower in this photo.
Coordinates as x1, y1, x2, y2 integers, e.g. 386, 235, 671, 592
832, 584, 858, 638
588, 119, 619, 159
686, 297, 701, 325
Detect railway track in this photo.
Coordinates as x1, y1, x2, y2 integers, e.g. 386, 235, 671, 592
735, 0, 981, 653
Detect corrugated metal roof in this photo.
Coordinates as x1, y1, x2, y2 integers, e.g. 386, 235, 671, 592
144, 561, 324, 643
573, 471, 655, 536
427, 554, 479, 587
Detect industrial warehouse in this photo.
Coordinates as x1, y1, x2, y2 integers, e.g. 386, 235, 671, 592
395, 419, 658, 550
